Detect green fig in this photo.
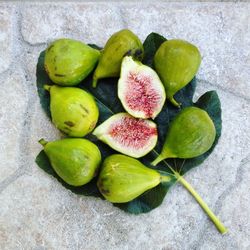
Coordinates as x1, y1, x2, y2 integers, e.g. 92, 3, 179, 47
97, 154, 162, 203
152, 107, 216, 166
92, 29, 144, 87
39, 138, 101, 186
154, 39, 201, 107
44, 38, 100, 86
45, 85, 99, 137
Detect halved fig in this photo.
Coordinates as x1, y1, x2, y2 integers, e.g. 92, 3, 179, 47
92, 113, 158, 158
118, 56, 166, 119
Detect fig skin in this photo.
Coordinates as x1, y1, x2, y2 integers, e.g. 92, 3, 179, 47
92, 113, 158, 158
92, 29, 144, 87
97, 154, 161, 203
39, 138, 101, 186
154, 39, 201, 107
44, 38, 100, 86
45, 85, 99, 137
118, 56, 166, 119
152, 107, 216, 166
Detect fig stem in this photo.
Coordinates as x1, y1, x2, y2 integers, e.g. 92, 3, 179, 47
44, 84, 51, 92
169, 96, 181, 108
151, 154, 166, 166
92, 77, 98, 88
174, 171, 228, 234
38, 138, 48, 147
152, 150, 176, 166
153, 152, 227, 233
160, 175, 172, 183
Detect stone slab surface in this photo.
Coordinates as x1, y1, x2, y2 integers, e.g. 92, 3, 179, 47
0, 70, 28, 183
0, 2, 250, 250
0, 6, 13, 74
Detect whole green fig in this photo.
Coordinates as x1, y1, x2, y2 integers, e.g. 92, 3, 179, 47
152, 107, 216, 166
45, 85, 99, 137
154, 39, 201, 107
98, 154, 161, 203
92, 29, 144, 87
39, 138, 101, 186
45, 38, 100, 86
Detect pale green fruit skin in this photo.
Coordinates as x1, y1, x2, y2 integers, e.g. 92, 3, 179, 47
153, 107, 216, 166
97, 154, 161, 203
45, 38, 100, 86
154, 39, 201, 107
93, 29, 144, 87
43, 138, 101, 186
48, 85, 99, 137
164, 107, 216, 158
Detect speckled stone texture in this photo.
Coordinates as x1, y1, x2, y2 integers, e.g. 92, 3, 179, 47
0, 2, 249, 250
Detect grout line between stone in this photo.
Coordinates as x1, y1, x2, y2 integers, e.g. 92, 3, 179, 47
18, 10, 47, 48
0, 5, 47, 187
0, 169, 25, 194
14, 7, 42, 175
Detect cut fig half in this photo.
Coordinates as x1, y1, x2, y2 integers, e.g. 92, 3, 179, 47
118, 56, 166, 119
92, 113, 158, 158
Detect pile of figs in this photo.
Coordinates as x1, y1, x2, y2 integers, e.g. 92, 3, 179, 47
40, 29, 215, 203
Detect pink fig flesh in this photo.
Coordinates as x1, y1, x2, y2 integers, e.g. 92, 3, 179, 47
92, 113, 158, 158
118, 56, 166, 119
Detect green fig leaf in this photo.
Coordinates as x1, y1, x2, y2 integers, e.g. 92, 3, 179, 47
35, 33, 221, 214
142, 32, 166, 67
37, 53, 51, 119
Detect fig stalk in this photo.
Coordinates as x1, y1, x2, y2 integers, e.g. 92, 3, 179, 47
38, 138, 48, 147
174, 171, 228, 234
151, 155, 165, 166
151, 150, 176, 166
162, 159, 228, 234
92, 77, 98, 88
44, 85, 51, 92
169, 96, 181, 108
